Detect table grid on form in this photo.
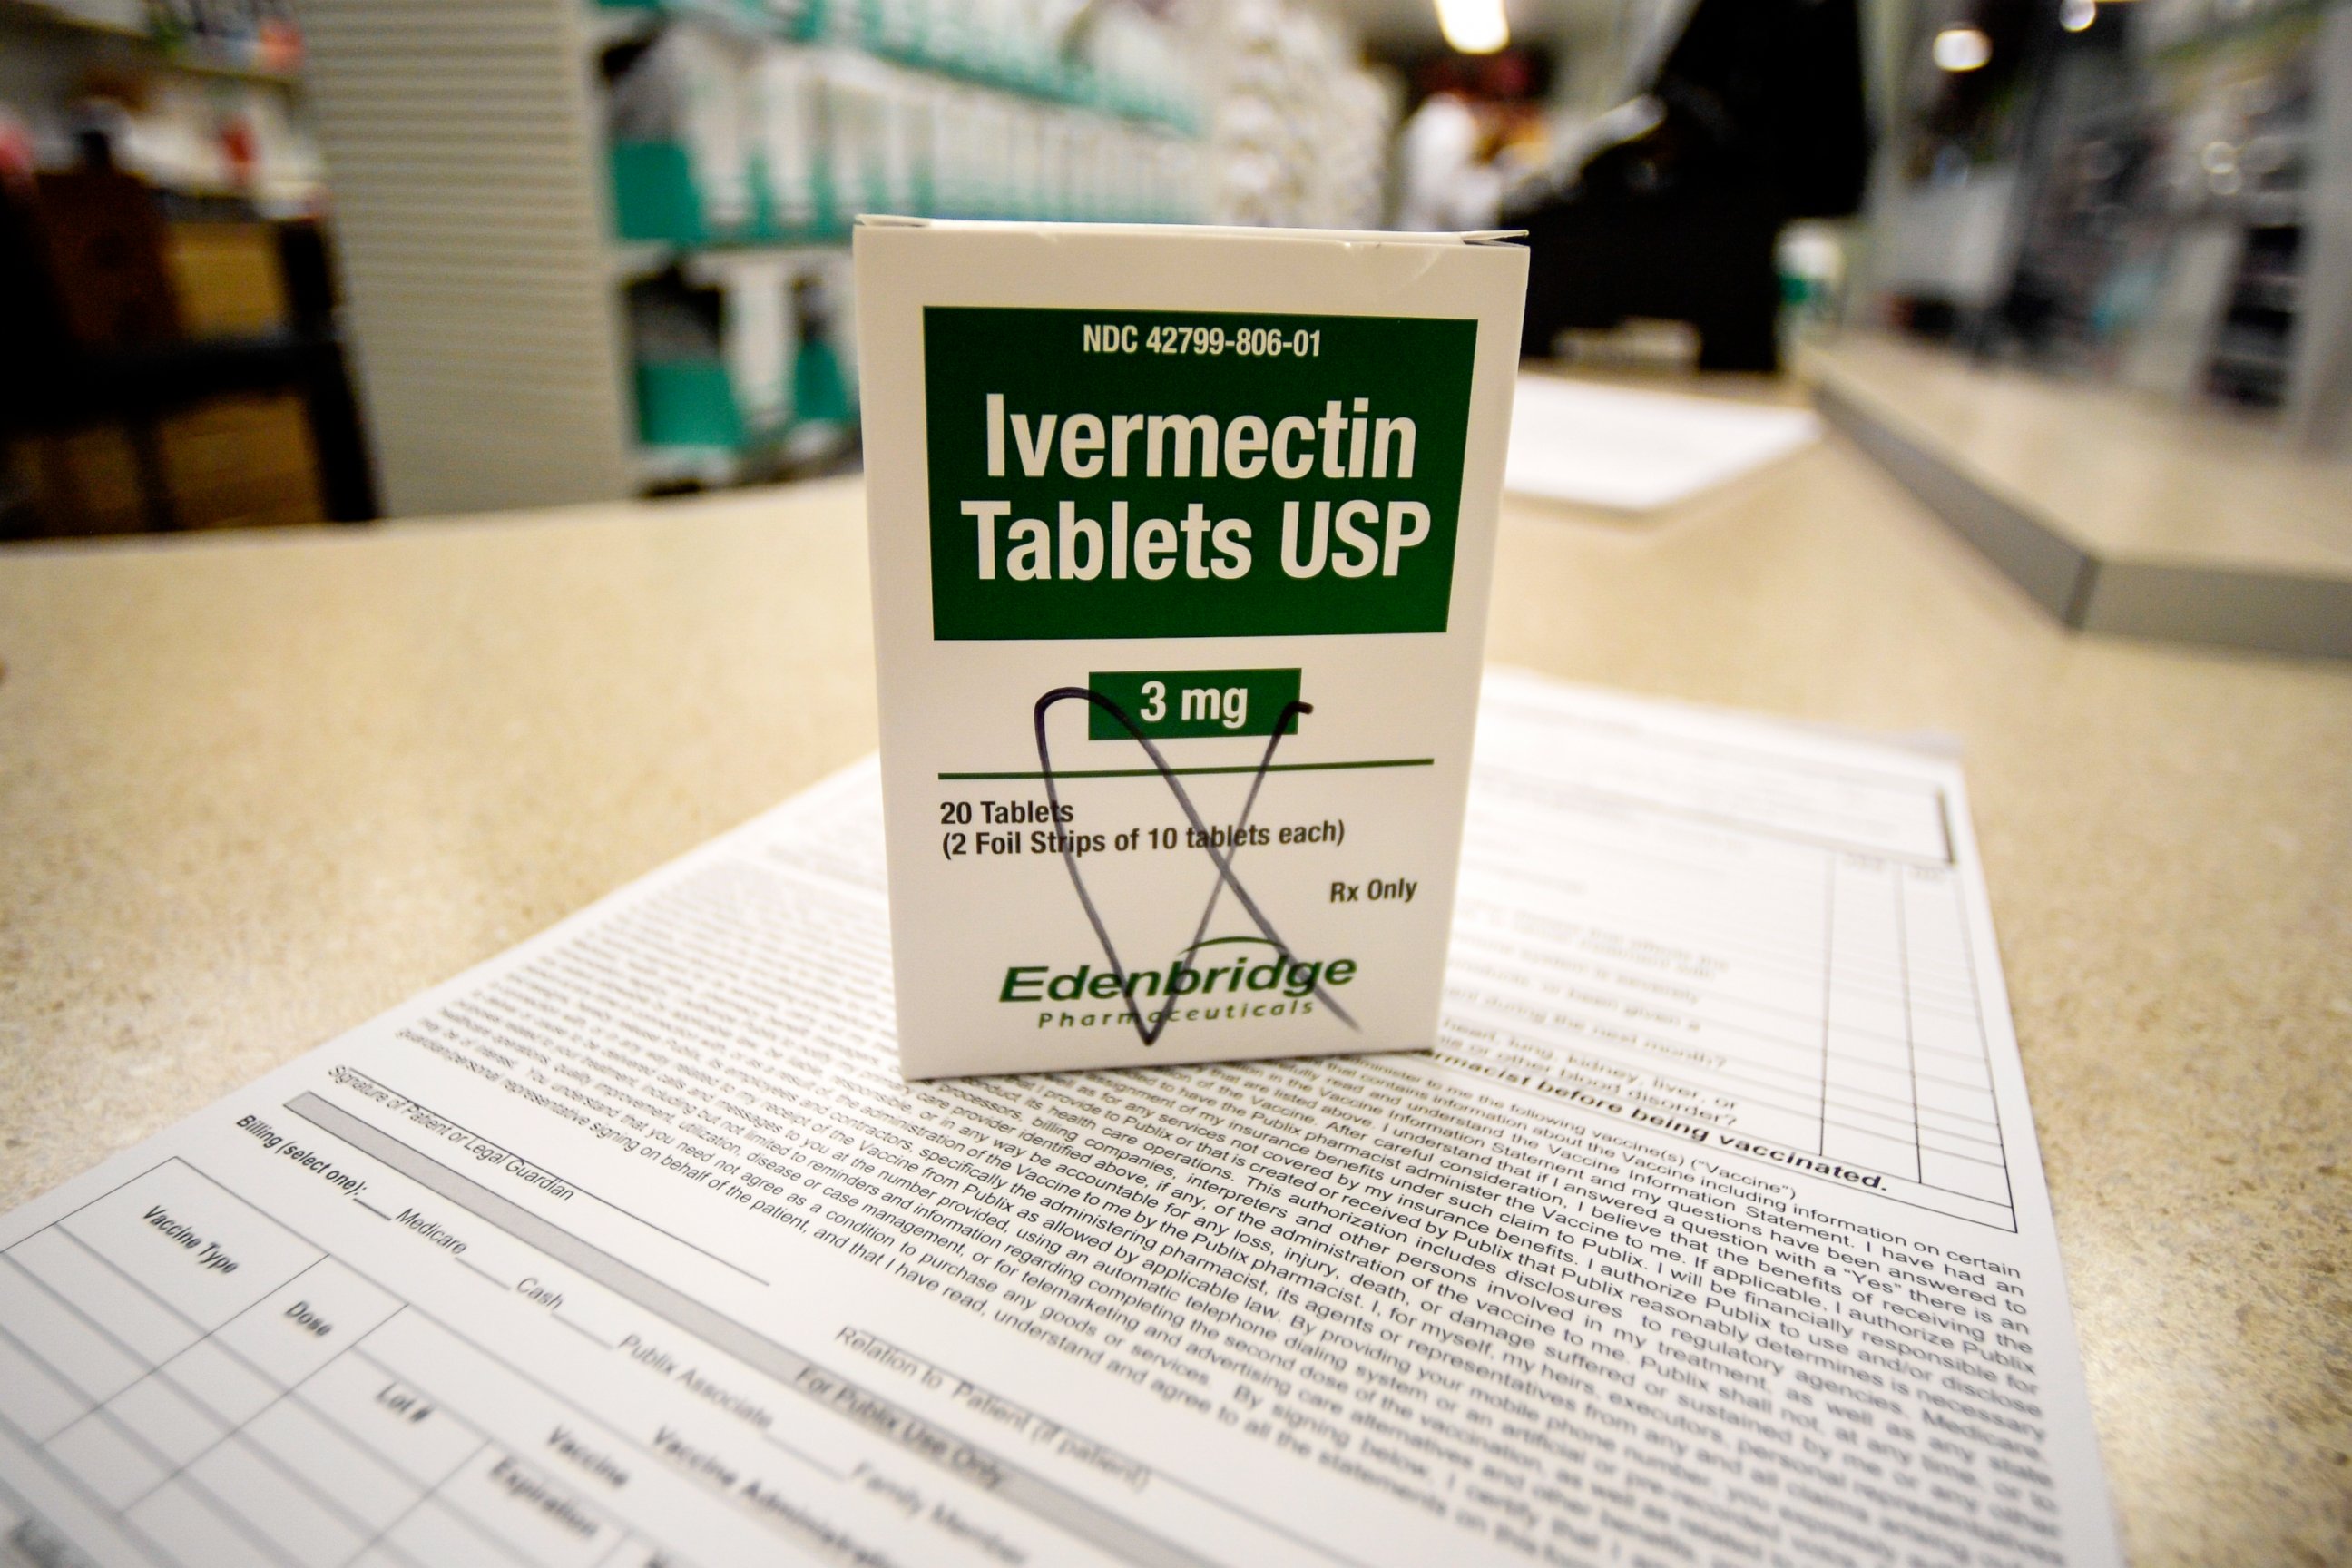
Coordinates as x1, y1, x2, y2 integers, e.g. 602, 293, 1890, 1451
0, 1157, 692, 1568
1452, 696, 2015, 1230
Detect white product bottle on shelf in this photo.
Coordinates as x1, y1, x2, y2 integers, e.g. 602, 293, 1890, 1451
713, 255, 796, 435
750, 45, 819, 233
677, 30, 753, 235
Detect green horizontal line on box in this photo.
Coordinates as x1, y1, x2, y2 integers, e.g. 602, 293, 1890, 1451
938, 759, 1434, 781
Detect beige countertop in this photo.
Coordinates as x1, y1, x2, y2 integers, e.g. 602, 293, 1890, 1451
1813, 336, 2352, 575
3, 438, 2347, 1566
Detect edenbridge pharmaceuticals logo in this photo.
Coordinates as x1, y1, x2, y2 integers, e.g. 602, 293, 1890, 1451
999, 936, 1358, 1032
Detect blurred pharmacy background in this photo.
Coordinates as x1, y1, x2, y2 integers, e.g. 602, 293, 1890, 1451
0, 0, 2347, 533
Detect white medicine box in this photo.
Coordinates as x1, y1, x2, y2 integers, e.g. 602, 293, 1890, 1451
856, 220, 1526, 1078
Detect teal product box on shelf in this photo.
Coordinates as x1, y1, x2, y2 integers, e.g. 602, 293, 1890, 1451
630, 255, 858, 457
634, 358, 744, 448
603, 20, 843, 246
610, 142, 837, 246
636, 348, 854, 454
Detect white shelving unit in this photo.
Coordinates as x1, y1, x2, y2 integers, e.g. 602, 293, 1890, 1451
299, 0, 635, 518
299, 0, 1217, 518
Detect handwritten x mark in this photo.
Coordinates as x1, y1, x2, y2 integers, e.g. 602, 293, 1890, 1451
1032, 688, 1359, 1048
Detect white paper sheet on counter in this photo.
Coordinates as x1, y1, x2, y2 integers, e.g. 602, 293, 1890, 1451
1506, 375, 1820, 511
0, 672, 2121, 1568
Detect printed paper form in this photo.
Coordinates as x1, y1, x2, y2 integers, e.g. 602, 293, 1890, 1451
0, 674, 2122, 1568
1459, 678, 2011, 1230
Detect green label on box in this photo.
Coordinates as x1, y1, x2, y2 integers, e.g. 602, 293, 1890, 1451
1086, 668, 1302, 740
922, 307, 1477, 641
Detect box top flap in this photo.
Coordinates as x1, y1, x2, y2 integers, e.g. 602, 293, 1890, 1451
853, 216, 1525, 247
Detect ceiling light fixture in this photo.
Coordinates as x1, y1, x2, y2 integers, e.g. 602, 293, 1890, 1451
1435, 0, 1509, 55
1933, 24, 1993, 72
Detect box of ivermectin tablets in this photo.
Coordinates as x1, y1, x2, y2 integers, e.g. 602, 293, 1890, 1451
856, 219, 1526, 1078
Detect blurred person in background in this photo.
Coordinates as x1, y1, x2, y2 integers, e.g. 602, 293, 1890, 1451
1396, 51, 1554, 234
1506, 0, 1870, 372
1395, 56, 1502, 231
